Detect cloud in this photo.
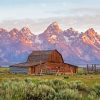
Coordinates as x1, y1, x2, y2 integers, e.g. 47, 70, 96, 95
70, 8, 100, 15
45, 7, 100, 19
0, 15, 100, 34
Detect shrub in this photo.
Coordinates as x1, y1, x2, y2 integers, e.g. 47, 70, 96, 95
28, 79, 83, 100
93, 83, 100, 96
0, 80, 26, 100
26, 84, 56, 100
67, 81, 89, 92
56, 89, 82, 100
45, 79, 68, 92
88, 91, 97, 100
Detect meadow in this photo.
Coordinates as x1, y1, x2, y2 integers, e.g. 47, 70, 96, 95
0, 67, 100, 100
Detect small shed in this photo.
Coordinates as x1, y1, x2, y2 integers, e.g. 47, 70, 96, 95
10, 50, 78, 75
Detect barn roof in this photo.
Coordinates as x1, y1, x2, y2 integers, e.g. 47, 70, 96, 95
10, 62, 44, 67
27, 50, 54, 62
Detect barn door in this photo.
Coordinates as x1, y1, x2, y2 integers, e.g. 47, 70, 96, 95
29, 67, 35, 74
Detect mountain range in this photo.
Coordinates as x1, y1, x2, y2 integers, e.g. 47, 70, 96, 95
0, 22, 100, 66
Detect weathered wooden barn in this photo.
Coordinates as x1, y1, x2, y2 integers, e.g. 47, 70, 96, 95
10, 50, 78, 75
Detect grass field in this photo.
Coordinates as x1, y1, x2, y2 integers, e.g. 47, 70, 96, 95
0, 67, 100, 100
0, 67, 100, 86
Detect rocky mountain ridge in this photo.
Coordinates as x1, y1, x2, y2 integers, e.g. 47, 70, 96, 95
0, 22, 100, 66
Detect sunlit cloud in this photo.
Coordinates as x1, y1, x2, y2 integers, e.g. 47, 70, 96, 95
0, 14, 100, 35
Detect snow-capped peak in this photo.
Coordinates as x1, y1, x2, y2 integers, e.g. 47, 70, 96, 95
44, 21, 62, 34
20, 27, 33, 36
21, 27, 31, 32
10, 28, 19, 33
63, 27, 79, 37
85, 28, 97, 37
0, 28, 7, 33
50, 21, 59, 27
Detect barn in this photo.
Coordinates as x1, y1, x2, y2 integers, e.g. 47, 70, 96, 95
10, 50, 78, 75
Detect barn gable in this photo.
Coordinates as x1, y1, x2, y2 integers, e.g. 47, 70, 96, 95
48, 50, 64, 63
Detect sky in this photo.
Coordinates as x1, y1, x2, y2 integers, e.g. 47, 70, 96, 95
0, 0, 100, 34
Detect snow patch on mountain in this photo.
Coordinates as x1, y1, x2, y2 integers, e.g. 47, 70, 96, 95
35, 35, 42, 44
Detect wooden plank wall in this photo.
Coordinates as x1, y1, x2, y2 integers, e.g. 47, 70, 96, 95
10, 67, 28, 74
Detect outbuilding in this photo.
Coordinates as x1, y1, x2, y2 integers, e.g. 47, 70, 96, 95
10, 50, 78, 75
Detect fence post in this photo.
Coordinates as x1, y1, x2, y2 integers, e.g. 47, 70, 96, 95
87, 64, 89, 74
